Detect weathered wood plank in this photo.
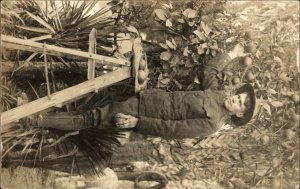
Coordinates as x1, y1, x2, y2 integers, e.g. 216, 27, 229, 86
0, 67, 132, 126
87, 28, 97, 80
1, 34, 130, 67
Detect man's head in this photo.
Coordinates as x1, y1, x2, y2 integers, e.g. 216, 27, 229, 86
224, 93, 250, 118
225, 84, 256, 126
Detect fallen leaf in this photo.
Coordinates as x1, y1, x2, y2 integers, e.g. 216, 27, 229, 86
166, 40, 176, 49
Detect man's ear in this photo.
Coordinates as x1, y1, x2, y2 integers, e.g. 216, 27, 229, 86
236, 112, 244, 118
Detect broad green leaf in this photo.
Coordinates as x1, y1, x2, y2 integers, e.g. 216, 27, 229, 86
171, 38, 177, 47
267, 88, 278, 94
162, 3, 172, 9
26, 11, 56, 33
170, 55, 180, 67
182, 8, 196, 18
127, 25, 139, 34
159, 43, 168, 49
270, 101, 284, 108
193, 30, 206, 40
279, 89, 294, 96
274, 56, 283, 65
211, 50, 217, 56
166, 19, 172, 27
201, 43, 208, 49
188, 21, 195, 27
197, 46, 205, 55
173, 79, 182, 89
201, 22, 212, 35
176, 18, 185, 23
210, 42, 218, 50
183, 47, 190, 56
159, 78, 171, 86
263, 103, 271, 115
160, 51, 172, 61
154, 9, 167, 21
279, 73, 292, 82
194, 76, 200, 84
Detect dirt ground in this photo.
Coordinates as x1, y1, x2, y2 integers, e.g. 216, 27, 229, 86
1, 166, 120, 189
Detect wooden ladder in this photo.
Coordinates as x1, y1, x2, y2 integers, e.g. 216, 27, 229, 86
0, 29, 148, 126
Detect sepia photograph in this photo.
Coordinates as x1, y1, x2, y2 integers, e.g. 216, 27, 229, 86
0, 0, 299, 188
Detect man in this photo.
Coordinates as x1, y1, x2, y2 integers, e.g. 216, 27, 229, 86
25, 43, 256, 139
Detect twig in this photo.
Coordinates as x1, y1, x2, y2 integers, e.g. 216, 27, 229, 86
27, 81, 40, 99
49, 57, 57, 93
43, 42, 51, 99
45, 131, 79, 148
21, 133, 38, 167
273, 122, 288, 135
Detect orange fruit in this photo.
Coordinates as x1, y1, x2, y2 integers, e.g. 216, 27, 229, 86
244, 57, 252, 67
232, 77, 241, 85
271, 177, 280, 188
260, 135, 270, 144
139, 59, 147, 70
292, 94, 299, 103
138, 70, 147, 84
245, 43, 256, 54
226, 71, 233, 77
272, 157, 281, 168
245, 31, 255, 40
285, 129, 295, 140
246, 72, 255, 81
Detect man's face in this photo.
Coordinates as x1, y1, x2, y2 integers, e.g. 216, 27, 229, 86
224, 93, 248, 117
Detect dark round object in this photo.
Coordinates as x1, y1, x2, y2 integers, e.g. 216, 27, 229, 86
135, 171, 168, 189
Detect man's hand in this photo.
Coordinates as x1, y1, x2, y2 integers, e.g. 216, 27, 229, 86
115, 113, 138, 129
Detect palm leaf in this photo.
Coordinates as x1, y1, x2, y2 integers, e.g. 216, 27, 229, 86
25, 11, 56, 33
16, 25, 51, 33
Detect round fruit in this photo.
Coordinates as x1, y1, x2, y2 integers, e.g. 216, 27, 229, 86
271, 177, 280, 188
246, 72, 255, 81
260, 135, 270, 144
292, 94, 299, 103
138, 70, 147, 84
244, 57, 253, 67
272, 157, 281, 168
226, 71, 233, 77
139, 59, 147, 70
232, 77, 241, 85
245, 43, 256, 54
285, 129, 295, 140
245, 31, 255, 40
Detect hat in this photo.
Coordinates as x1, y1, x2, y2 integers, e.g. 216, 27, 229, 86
231, 83, 256, 126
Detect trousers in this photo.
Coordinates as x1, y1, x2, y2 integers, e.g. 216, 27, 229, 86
34, 97, 139, 130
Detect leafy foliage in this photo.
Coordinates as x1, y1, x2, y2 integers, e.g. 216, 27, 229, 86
116, 1, 299, 189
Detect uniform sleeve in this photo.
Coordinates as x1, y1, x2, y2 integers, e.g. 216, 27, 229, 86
135, 116, 219, 139
201, 53, 232, 90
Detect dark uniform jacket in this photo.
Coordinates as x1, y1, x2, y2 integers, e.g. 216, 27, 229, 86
136, 53, 232, 139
